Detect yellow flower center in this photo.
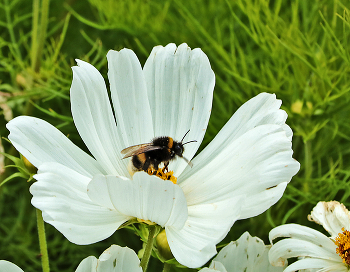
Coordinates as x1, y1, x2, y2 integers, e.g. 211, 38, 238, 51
146, 166, 177, 184
335, 228, 350, 265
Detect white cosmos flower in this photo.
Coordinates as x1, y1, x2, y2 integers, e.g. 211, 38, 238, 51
76, 245, 142, 272
7, 43, 299, 268
269, 201, 350, 272
199, 232, 285, 272
0, 261, 24, 272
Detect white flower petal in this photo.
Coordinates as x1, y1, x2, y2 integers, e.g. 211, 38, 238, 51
97, 245, 142, 272
180, 124, 299, 219
209, 261, 228, 272
87, 172, 188, 229
199, 268, 218, 272
269, 224, 341, 269
270, 239, 337, 262
6, 116, 103, 176
143, 43, 215, 175
76, 245, 142, 272
165, 195, 242, 268
71, 60, 127, 176
87, 174, 127, 211
213, 232, 284, 272
200, 261, 227, 272
281, 258, 347, 272
166, 225, 216, 269
307, 201, 350, 237
269, 224, 336, 251
239, 182, 288, 219
269, 223, 349, 272
253, 246, 285, 272
190, 93, 291, 162
75, 256, 98, 272
107, 49, 153, 147
31, 162, 129, 245
0, 261, 24, 272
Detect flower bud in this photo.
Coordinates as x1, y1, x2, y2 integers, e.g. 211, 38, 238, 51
22, 156, 37, 174
156, 229, 174, 261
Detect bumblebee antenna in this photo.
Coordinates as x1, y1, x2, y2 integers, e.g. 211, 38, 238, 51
181, 130, 197, 145
180, 129, 190, 143
183, 140, 197, 146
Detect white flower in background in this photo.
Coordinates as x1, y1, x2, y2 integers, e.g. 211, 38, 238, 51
76, 245, 142, 272
0, 260, 24, 272
269, 201, 350, 272
7, 43, 299, 268
199, 232, 285, 272
0, 246, 141, 272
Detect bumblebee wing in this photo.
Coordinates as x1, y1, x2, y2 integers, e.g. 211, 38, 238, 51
121, 144, 162, 159
121, 144, 150, 158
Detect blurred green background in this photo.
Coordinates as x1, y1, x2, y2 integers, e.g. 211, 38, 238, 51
1, 0, 350, 271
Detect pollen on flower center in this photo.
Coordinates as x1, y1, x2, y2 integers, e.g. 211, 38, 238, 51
146, 166, 177, 184
335, 227, 350, 265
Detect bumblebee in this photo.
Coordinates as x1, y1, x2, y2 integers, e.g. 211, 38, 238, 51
121, 130, 196, 173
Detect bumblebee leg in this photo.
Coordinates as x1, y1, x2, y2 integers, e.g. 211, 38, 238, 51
153, 160, 160, 171
164, 161, 169, 172
142, 158, 151, 172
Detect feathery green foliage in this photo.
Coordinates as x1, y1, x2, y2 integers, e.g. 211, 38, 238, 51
1, 0, 350, 271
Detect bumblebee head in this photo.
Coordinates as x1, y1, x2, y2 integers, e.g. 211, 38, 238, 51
175, 130, 197, 166
173, 143, 184, 157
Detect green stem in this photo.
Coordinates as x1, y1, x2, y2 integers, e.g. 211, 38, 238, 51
4, 0, 22, 61
34, 0, 50, 72
303, 140, 312, 193
36, 209, 50, 272
140, 225, 156, 272
31, 0, 39, 71
162, 263, 172, 272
